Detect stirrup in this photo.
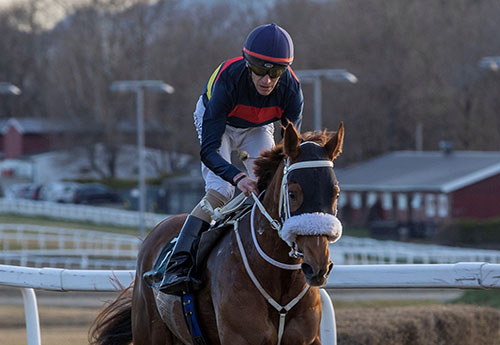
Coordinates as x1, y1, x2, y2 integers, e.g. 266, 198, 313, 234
160, 273, 201, 295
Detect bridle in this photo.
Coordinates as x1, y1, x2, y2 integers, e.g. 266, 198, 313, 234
252, 153, 338, 258
229, 152, 340, 345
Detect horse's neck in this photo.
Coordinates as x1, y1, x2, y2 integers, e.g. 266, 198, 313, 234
247, 209, 306, 301
253, 211, 292, 261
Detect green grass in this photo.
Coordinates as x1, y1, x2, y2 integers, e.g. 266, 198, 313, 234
0, 213, 142, 236
344, 226, 370, 238
449, 289, 500, 309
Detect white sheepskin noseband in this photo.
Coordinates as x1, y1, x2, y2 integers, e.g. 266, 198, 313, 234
281, 212, 343, 244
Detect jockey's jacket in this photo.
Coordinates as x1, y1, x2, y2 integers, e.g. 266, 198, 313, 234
200, 56, 304, 184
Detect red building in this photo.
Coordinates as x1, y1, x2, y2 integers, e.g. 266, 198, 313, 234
0, 118, 72, 159
335, 150, 500, 237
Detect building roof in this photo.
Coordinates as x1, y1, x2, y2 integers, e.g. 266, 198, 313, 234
0, 117, 74, 134
335, 150, 500, 193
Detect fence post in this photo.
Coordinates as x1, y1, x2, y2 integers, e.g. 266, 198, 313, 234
20, 288, 41, 345
320, 288, 336, 345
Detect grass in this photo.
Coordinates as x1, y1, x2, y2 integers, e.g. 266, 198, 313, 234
343, 226, 371, 238
0, 213, 143, 236
450, 289, 500, 309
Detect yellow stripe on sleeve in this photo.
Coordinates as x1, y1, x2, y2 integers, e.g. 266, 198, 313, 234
206, 63, 223, 100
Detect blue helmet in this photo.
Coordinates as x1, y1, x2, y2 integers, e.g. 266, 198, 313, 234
243, 23, 294, 69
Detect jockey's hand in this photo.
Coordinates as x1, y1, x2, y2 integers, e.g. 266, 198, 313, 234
234, 174, 258, 197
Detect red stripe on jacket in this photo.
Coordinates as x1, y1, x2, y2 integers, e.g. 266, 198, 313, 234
215, 56, 244, 83
228, 105, 283, 124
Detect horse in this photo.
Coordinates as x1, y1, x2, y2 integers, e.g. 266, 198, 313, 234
89, 122, 344, 345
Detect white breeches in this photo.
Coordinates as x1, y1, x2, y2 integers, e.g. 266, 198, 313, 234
193, 96, 275, 200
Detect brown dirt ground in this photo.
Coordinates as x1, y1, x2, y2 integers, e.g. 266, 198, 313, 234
2, 293, 499, 345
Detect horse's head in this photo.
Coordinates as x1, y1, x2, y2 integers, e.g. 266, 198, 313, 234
272, 122, 344, 286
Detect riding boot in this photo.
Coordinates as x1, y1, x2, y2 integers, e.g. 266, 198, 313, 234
159, 215, 210, 295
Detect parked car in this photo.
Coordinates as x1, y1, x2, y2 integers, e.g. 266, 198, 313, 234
38, 182, 82, 203
3, 183, 32, 199
72, 183, 121, 205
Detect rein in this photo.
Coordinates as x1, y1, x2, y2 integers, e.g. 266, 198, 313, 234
250, 198, 302, 270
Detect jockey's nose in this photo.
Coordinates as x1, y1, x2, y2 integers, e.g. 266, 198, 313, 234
260, 74, 273, 84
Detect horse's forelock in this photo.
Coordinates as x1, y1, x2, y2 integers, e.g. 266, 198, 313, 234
300, 130, 335, 146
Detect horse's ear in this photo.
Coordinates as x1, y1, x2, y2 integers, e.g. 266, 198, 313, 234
325, 122, 344, 160
284, 123, 300, 160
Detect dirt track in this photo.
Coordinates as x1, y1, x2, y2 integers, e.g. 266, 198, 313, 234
0, 286, 463, 308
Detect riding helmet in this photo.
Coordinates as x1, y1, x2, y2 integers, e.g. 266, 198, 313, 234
243, 23, 294, 69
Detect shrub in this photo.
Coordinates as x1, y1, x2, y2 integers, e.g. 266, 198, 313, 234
435, 218, 500, 248
336, 305, 500, 345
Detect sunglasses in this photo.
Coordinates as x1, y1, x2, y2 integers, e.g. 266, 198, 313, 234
248, 63, 287, 79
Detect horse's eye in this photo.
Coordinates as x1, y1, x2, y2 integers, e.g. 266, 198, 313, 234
288, 191, 296, 200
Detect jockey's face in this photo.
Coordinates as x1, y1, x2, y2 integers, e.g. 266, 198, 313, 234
251, 71, 280, 96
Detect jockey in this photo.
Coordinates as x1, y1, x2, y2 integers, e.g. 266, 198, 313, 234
159, 23, 304, 294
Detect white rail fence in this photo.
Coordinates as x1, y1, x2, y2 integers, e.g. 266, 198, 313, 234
1, 263, 499, 345
3, 222, 500, 269
332, 236, 500, 264
0, 197, 168, 228
0, 224, 140, 269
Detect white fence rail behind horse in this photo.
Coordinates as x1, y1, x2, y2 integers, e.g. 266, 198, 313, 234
3, 222, 500, 269
1, 263, 500, 345
0, 197, 168, 227
332, 236, 500, 265
0, 224, 140, 269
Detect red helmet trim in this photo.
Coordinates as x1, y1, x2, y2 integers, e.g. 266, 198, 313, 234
243, 47, 293, 64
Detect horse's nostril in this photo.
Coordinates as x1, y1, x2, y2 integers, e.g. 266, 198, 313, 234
327, 262, 334, 275
301, 263, 314, 277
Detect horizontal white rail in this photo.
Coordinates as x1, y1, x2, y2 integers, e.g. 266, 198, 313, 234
328, 262, 500, 289
0, 265, 135, 291
2, 249, 137, 257
0, 198, 168, 228
2, 262, 500, 292
0, 224, 140, 269
331, 236, 500, 265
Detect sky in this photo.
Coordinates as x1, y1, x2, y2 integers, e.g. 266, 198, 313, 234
0, 0, 155, 29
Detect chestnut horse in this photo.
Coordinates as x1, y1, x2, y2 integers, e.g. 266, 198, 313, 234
90, 122, 344, 345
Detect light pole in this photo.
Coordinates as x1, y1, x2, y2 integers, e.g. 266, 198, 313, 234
479, 56, 500, 72
295, 69, 357, 131
111, 80, 174, 238
0, 82, 21, 95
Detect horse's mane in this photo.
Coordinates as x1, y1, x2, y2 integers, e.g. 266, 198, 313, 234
253, 130, 336, 191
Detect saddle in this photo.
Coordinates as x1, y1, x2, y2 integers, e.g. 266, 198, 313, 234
143, 194, 253, 291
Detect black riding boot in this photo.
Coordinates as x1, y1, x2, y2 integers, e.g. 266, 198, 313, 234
159, 215, 210, 295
